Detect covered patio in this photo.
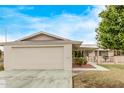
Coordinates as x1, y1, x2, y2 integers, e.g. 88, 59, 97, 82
72, 44, 109, 75
72, 44, 99, 65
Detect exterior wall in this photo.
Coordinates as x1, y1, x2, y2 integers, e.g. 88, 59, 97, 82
98, 56, 124, 64
98, 50, 124, 64
88, 51, 96, 62
108, 50, 114, 56
114, 56, 124, 64
4, 46, 12, 70
64, 44, 72, 70
23, 34, 61, 41
78, 49, 124, 64
4, 44, 72, 70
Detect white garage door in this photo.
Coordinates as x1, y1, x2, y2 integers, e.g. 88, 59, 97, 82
11, 46, 64, 69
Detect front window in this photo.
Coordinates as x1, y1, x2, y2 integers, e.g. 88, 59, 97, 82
99, 51, 108, 56
114, 50, 124, 56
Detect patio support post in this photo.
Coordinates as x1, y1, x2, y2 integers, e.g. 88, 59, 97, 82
81, 50, 82, 57
97, 49, 99, 64
93, 50, 95, 62
84, 49, 85, 56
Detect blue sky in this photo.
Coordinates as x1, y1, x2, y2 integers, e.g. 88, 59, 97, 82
0, 5, 105, 44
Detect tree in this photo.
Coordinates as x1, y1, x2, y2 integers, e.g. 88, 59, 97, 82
96, 5, 124, 51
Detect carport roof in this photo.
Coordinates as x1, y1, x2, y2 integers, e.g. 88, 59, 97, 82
80, 44, 98, 49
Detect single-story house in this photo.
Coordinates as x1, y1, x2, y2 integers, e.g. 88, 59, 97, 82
1, 31, 124, 70
0, 31, 82, 70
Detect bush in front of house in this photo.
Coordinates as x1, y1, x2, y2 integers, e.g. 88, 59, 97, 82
0, 50, 3, 62
74, 57, 81, 65
74, 57, 88, 66
0, 63, 4, 71
82, 57, 87, 65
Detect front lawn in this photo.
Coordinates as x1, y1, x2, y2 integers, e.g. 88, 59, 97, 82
73, 64, 124, 88
101, 64, 124, 70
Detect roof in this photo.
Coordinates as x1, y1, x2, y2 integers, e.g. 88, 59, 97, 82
80, 44, 110, 50
0, 41, 82, 46
17, 31, 71, 41
0, 31, 82, 46
80, 44, 98, 49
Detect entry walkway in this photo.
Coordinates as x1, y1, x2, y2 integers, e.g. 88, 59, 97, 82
73, 62, 109, 71
73, 62, 109, 76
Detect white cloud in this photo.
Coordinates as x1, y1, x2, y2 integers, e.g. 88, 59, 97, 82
91, 6, 106, 17
17, 6, 34, 10
0, 35, 6, 42
0, 5, 105, 44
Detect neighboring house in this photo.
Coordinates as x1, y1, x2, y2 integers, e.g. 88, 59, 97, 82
0, 31, 82, 70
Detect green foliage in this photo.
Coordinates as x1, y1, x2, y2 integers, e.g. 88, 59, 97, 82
73, 51, 82, 57
0, 50, 2, 58
0, 63, 4, 71
0, 50, 3, 62
74, 57, 81, 65
82, 57, 88, 65
74, 57, 88, 65
96, 5, 124, 50
79, 57, 84, 65
0, 50, 2, 61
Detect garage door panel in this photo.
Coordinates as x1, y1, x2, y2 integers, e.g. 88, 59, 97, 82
11, 47, 64, 69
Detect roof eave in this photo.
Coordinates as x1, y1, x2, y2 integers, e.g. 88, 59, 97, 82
0, 40, 82, 46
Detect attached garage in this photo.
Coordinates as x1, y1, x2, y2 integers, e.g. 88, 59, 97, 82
1, 31, 81, 70
11, 46, 64, 69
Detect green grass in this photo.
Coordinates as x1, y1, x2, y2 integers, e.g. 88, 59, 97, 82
100, 64, 124, 69
73, 64, 124, 88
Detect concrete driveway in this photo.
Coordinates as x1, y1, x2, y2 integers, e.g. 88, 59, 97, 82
0, 70, 72, 88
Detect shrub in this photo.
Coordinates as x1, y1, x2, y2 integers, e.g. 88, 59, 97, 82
82, 57, 88, 65
74, 57, 88, 65
78, 57, 83, 66
74, 57, 81, 66
0, 63, 4, 71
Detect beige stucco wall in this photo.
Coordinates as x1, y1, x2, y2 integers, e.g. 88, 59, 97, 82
98, 56, 124, 64
114, 56, 124, 63
4, 44, 72, 70
88, 51, 96, 62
